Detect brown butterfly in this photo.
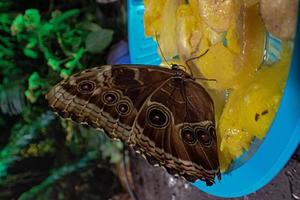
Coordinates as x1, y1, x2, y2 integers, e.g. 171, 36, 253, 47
45, 64, 221, 185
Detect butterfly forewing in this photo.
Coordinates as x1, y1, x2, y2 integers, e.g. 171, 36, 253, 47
45, 64, 221, 185
46, 65, 174, 141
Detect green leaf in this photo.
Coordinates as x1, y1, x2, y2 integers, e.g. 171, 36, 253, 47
0, 112, 55, 181
28, 72, 44, 90
60, 68, 73, 78
85, 28, 114, 54
50, 9, 80, 25
25, 90, 41, 103
100, 140, 123, 164
11, 14, 24, 35
23, 48, 38, 59
24, 9, 40, 30
47, 58, 61, 71
65, 48, 85, 69
79, 22, 101, 32
61, 30, 83, 52
0, 83, 25, 115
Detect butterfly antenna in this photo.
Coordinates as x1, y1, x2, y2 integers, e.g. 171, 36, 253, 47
155, 32, 191, 73
184, 49, 217, 82
195, 77, 217, 82
185, 49, 209, 65
155, 32, 171, 67
185, 49, 209, 78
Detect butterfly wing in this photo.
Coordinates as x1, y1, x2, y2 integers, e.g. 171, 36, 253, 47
46, 65, 220, 184
130, 77, 220, 184
46, 65, 174, 141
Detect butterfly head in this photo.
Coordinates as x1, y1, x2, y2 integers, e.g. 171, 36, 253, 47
170, 63, 193, 79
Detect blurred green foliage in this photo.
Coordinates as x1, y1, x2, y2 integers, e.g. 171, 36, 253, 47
0, 0, 126, 199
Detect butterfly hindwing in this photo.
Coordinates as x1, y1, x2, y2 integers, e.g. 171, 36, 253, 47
130, 77, 220, 184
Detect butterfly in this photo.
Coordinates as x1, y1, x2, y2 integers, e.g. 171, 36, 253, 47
45, 64, 221, 185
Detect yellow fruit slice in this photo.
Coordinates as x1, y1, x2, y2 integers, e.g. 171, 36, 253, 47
203, 25, 226, 46
190, 0, 227, 45
218, 45, 291, 171
226, 10, 243, 55
196, 42, 240, 90
144, 0, 166, 36
158, 0, 183, 60
195, 4, 265, 90
233, 4, 266, 87
197, 0, 241, 32
244, 0, 259, 7
175, 3, 208, 76
176, 4, 201, 60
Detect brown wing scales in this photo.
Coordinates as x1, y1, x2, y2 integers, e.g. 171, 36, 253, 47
46, 65, 173, 141
130, 77, 220, 184
45, 65, 220, 185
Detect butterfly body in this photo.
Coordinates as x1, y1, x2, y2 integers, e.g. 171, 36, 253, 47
45, 64, 221, 185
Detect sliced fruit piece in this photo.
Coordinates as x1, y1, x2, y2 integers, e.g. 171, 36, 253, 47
196, 42, 240, 90
158, 0, 183, 59
243, 0, 259, 7
144, 0, 166, 36
197, 0, 241, 33
233, 4, 266, 87
225, 3, 244, 55
260, 0, 298, 41
218, 45, 291, 171
176, 4, 202, 60
220, 128, 253, 160
195, 4, 265, 90
203, 25, 226, 46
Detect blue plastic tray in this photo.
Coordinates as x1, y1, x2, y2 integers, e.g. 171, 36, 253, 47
128, 0, 161, 65
128, 0, 300, 197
